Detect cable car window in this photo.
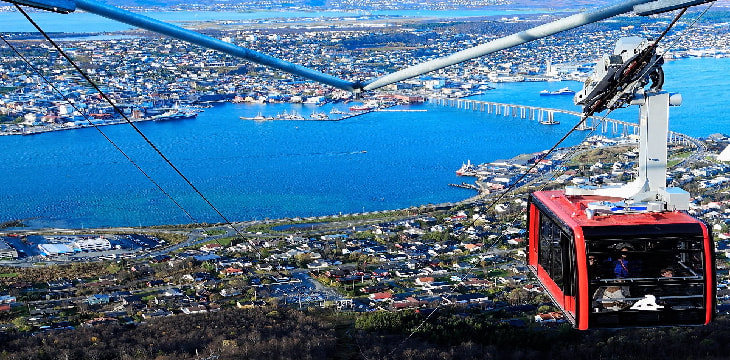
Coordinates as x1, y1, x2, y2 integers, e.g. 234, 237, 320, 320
538, 214, 572, 293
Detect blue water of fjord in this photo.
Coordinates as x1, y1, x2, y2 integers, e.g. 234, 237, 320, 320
1, 57, 728, 228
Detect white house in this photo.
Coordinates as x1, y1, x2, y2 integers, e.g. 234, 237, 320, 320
73, 237, 111, 252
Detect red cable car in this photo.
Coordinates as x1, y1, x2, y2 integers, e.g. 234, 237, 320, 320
527, 190, 715, 330
527, 37, 716, 329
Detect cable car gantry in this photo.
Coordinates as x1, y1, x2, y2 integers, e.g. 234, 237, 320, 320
527, 36, 715, 329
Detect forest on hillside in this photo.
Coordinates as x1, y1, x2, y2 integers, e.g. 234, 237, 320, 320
1, 306, 729, 360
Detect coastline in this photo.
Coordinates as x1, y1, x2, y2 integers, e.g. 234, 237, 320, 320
0, 124, 711, 234
2, 9, 729, 228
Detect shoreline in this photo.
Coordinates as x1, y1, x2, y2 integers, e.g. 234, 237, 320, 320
0, 127, 708, 233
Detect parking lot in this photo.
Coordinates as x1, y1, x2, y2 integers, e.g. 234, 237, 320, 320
1, 234, 165, 263
265, 271, 344, 306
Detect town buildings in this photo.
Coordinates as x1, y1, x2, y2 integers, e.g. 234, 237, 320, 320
2, 10, 729, 134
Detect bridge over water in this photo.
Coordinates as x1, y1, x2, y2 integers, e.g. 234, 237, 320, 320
428, 97, 697, 146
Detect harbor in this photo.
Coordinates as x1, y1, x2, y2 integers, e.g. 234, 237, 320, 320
0, 59, 722, 228
0, 4, 729, 227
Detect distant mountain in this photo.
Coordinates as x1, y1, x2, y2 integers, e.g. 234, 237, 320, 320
100, 0, 327, 8
98, 0, 180, 7
84, 0, 606, 10
63, 0, 730, 11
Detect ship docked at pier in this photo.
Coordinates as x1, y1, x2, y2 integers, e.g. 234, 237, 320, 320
456, 160, 476, 176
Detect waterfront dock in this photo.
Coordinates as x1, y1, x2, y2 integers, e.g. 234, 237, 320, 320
238, 108, 378, 122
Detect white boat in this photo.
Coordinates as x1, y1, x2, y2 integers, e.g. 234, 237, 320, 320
456, 160, 477, 176
274, 110, 305, 120
152, 110, 198, 121
540, 87, 575, 96
240, 112, 273, 121
309, 111, 329, 120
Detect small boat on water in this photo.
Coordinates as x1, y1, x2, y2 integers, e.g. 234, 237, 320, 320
539, 87, 575, 96
152, 110, 198, 121
240, 112, 273, 121
273, 110, 305, 120
309, 111, 329, 120
330, 108, 348, 115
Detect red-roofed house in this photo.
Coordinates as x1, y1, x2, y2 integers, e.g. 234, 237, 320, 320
534, 312, 565, 323
392, 297, 423, 309
463, 243, 483, 251
369, 291, 393, 301
222, 267, 244, 277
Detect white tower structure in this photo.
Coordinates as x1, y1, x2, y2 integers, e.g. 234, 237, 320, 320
565, 37, 690, 215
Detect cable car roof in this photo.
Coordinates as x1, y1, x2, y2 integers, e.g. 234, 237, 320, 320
532, 190, 702, 228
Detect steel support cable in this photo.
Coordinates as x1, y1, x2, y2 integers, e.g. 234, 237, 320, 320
15, 4, 262, 255
535, 6, 711, 192
0, 33, 198, 224
549, 6, 710, 190
452, 6, 697, 263
367, 118, 590, 358
369, 91, 619, 360
371, 105, 615, 360
471, 5, 693, 217
372, 116, 609, 356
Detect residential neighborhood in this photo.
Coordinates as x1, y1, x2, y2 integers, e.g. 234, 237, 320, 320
0, 132, 728, 334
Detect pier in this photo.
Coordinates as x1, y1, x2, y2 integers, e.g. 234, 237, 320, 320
449, 182, 480, 190
428, 97, 697, 146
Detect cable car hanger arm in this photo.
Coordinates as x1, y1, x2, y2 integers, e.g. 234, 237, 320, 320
2, 0, 716, 93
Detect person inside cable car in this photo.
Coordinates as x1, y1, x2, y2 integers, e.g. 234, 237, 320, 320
588, 255, 606, 280
613, 245, 641, 278
653, 267, 700, 309
593, 285, 631, 311
660, 268, 673, 278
